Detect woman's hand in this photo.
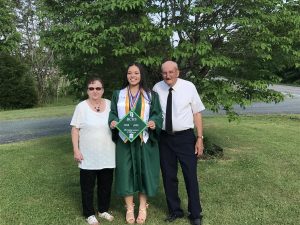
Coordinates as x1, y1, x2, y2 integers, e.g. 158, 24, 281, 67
148, 120, 156, 130
110, 120, 117, 129
74, 149, 83, 162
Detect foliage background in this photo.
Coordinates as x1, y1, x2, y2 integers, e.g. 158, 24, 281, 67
0, 0, 299, 113
40, 0, 300, 118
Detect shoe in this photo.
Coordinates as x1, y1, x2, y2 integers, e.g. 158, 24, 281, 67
98, 211, 114, 221
164, 213, 184, 222
125, 203, 135, 224
86, 215, 100, 225
136, 203, 149, 224
189, 217, 202, 225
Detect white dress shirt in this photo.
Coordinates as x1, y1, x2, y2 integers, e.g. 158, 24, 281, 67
153, 78, 205, 132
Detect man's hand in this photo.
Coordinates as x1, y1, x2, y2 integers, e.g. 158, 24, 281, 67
195, 138, 204, 157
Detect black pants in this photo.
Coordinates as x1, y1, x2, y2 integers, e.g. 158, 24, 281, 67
80, 168, 114, 217
159, 129, 202, 219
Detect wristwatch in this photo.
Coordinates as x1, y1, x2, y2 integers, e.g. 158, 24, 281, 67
197, 135, 204, 139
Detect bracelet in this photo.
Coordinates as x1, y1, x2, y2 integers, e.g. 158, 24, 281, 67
197, 135, 204, 139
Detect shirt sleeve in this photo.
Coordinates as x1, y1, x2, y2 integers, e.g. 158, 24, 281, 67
152, 84, 157, 92
70, 104, 83, 128
191, 85, 205, 113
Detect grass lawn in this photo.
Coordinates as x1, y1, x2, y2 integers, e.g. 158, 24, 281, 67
0, 115, 299, 225
0, 97, 76, 121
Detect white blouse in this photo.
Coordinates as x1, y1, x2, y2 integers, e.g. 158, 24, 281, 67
70, 99, 115, 170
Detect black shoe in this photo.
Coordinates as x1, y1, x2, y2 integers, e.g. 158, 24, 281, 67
164, 213, 184, 222
189, 217, 202, 225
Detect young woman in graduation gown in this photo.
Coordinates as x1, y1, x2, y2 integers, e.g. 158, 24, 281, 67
109, 62, 162, 224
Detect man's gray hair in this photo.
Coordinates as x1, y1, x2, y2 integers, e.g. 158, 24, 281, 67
161, 61, 178, 71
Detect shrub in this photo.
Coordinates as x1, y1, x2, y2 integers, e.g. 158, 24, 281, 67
0, 53, 38, 109
200, 137, 224, 159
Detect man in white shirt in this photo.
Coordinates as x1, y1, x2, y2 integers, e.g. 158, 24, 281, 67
153, 61, 205, 225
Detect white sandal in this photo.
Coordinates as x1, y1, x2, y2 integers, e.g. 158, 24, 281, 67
136, 203, 149, 224
125, 204, 135, 224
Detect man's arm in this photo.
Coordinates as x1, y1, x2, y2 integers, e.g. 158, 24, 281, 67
193, 112, 204, 157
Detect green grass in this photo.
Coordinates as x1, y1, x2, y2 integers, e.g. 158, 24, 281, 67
0, 105, 75, 120
0, 105, 75, 121
0, 115, 299, 225
202, 115, 300, 225
0, 96, 77, 121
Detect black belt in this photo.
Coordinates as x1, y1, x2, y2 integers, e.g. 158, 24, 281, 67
162, 128, 193, 135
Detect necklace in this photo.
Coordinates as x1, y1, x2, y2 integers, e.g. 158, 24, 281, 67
89, 99, 102, 112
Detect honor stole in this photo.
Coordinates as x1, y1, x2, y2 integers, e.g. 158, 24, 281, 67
117, 87, 150, 143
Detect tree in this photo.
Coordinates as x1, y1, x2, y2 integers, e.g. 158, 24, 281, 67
40, 0, 170, 99
279, 67, 300, 84
0, 1, 39, 109
15, 0, 64, 104
152, 0, 300, 118
0, 0, 20, 53
0, 53, 38, 109
41, 0, 300, 118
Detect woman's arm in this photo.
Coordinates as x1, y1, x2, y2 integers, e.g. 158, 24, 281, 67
71, 126, 83, 162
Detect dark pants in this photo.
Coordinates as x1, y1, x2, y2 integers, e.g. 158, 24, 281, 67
80, 168, 114, 217
159, 129, 202, 219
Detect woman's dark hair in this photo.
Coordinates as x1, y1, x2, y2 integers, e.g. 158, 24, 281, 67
86, 77, 104, 89
122, 63, 150, 92
121, 62, 152, 101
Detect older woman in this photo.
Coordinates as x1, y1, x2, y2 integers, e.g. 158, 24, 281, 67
71, 77, 115, 225
109, 63, 162, 224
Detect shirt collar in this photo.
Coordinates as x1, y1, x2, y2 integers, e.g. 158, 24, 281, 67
171, 78, 180, 91
162, 78, 180, 90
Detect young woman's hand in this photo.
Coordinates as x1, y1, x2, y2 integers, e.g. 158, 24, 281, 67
148, 120, 156, 130
110, 120, 117, 129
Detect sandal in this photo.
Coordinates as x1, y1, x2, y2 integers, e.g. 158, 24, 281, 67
136, 203, 149, 224
125, 203, 135, 224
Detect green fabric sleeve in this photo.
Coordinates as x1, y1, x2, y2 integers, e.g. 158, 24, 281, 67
148, 91, 163, 142
108, 90, 120, 142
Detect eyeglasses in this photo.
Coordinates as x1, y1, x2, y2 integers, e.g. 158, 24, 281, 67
88, 87, 103, 91
161, 70, 177, 76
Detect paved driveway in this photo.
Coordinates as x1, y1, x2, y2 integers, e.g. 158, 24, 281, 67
204, 84, 300, 115
205, 94, 300, 115
0, 117, 71, 144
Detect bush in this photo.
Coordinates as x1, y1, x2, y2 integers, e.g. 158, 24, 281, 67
0, 53, 38, 109
200, 137, 224, 159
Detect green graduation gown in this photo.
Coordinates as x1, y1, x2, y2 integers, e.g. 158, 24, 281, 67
109, 89, 162, 197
